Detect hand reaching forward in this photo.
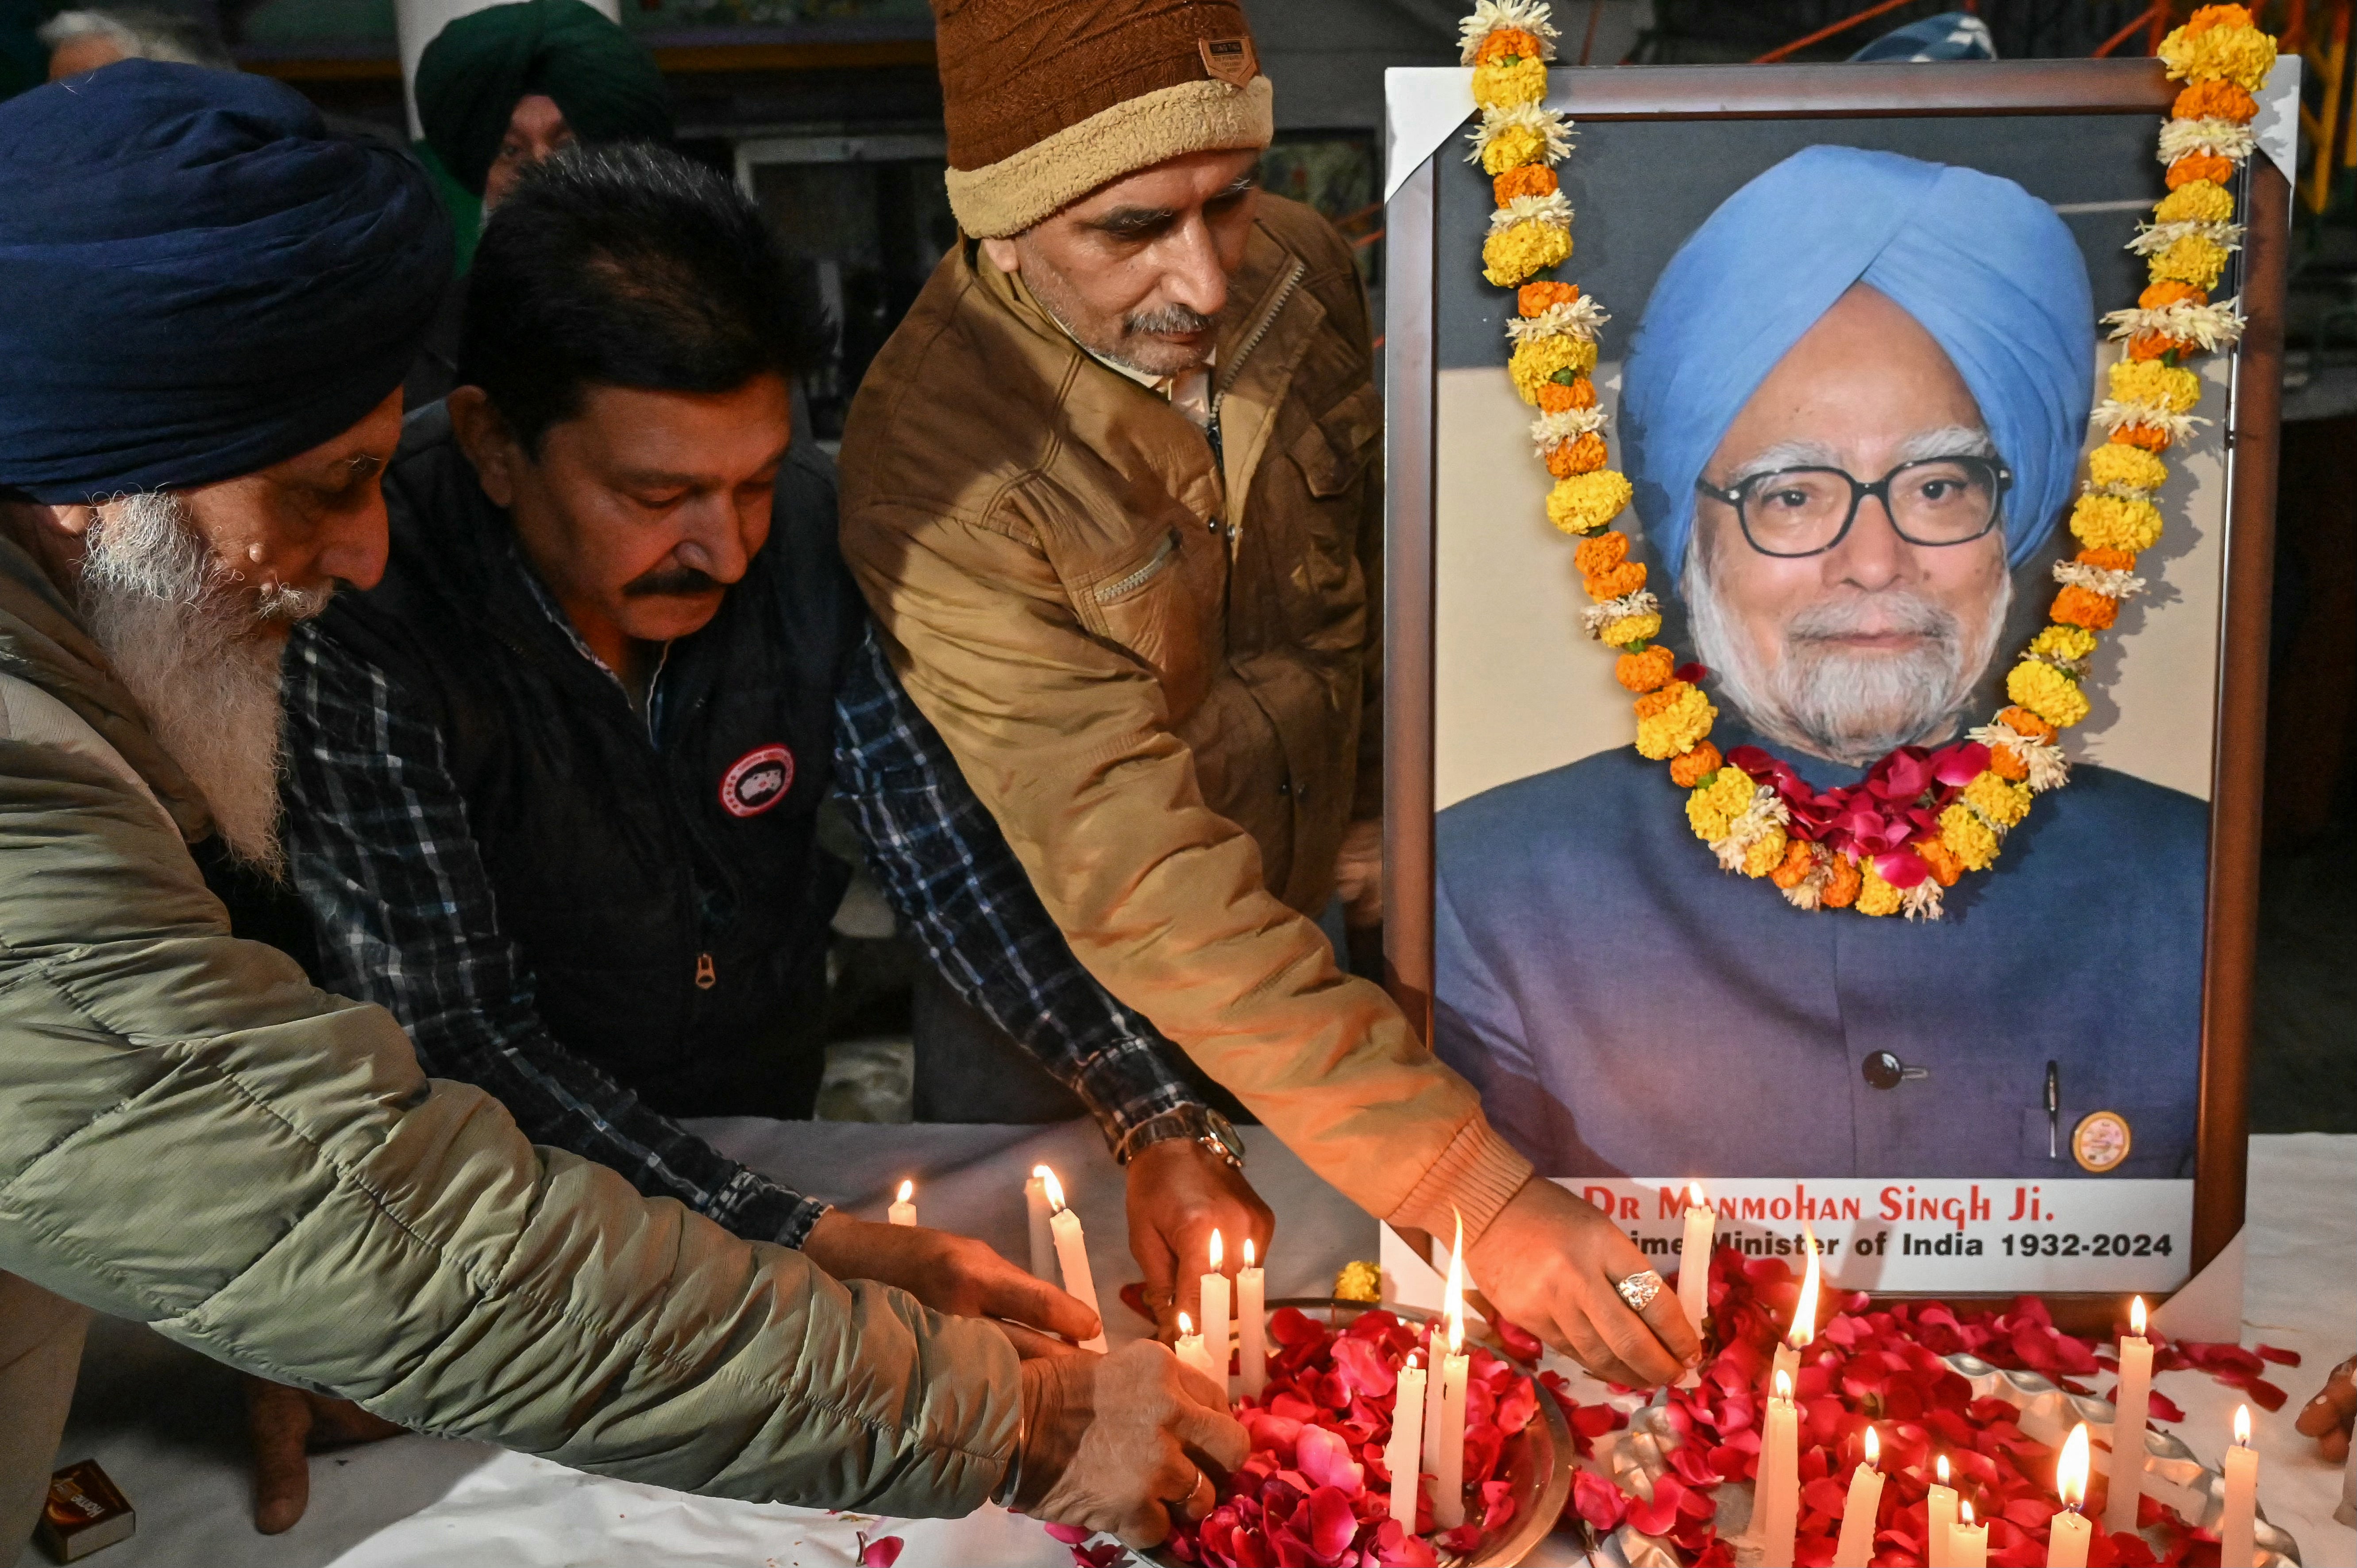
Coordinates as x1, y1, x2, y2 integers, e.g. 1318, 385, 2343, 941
2295, 1352, 2355, 1463
1013, 1341, 1249, 1549
1126, 1136, 1275, 1340
243, 1375, 406, 1534
801, 1210, 1099, 1355
1465, 1177, 1704, 1388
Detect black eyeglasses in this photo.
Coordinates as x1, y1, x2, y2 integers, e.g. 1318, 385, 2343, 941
1694, 454, 2012, 559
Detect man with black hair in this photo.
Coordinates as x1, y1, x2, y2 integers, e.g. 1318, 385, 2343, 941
261, 141, 1270, 1531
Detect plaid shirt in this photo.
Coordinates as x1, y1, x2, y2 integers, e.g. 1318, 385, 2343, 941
281, 586, 1216, 1252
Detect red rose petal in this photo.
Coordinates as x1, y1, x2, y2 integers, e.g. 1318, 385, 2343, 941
1571, 1468, 1628, 1532
859, 1535, 904, 1568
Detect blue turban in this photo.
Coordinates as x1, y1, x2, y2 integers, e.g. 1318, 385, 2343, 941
0, 62, 451, 504
1618, 145, 2094, 580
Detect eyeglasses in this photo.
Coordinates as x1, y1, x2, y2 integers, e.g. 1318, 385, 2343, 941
1694, 454, 2011, 559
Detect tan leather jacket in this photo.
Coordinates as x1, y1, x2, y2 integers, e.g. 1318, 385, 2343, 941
839, 197, 1532, 1241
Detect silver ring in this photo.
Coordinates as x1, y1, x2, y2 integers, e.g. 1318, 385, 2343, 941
1614, 1270, 1666, 1311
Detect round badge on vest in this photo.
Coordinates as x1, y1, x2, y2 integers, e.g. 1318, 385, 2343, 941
2071, 1110, 2133, 1173
721, 744, 795, 818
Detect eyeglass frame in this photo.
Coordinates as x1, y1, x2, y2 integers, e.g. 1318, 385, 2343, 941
1692, 453, 2013, 559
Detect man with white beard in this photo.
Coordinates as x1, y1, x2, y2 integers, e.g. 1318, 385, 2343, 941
1431, 147, 2207, 1182
0, 61, 1242, 1565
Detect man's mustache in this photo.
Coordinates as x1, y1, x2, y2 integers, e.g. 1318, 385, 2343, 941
623, 565, 726, 598
1126, 303, 1215, 338
1784, 593, 1957, 648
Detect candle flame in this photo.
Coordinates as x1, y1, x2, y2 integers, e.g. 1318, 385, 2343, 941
1209, 1229, 1223, 1272
2131, 1295, 2147, 1337
1773, 1367, 1792, 1402
1790, 1225, 1821, 1349
2058, 1423, 2089, 1509
1688, 1181, 1707, 1209
1244, 1237, 1256, 1268
1959, 1500, 1975, 1527
1040, 1167, 1065, 1212
896, 1179, 913, 1204
1032, 1163, 1053, 1180
1178, 1311, 1193, 1337
1443, 1212, 1466, 1352
1937, 1454, 1950, 1486
2234, 1403, 2251, 1446
1863, 1425, 1879, 1469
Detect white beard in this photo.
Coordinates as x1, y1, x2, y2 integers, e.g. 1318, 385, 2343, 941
77, 491, 328, 878
1683, 539, 2010, 768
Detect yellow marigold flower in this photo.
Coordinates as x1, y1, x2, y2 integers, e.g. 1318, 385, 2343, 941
2007, 660, 2091, 729
2027, 624, 2099, 664
2070, 493, 2165, 554
1481, 220, 1571, 287
2088, 443, 2168, 492
1855, 861, 1903, 917
1742, 828, 1789, 879
2149, 233, 2229, 291
2155, 179, 2235, 225
1601, 611, 1662, 645
1547, 469, 1632, 535
1939, 803, 2002, 871
2109, 358, 2203, 413
1481, 123, 1547, 174
1684, 763, 1753, 841
1636, 682, 1717, 761
1508, 335, 1599, 405
1964, 770, 2033, 828
1471, 54, 1549, 110
2159, 13, 2279, 92
1334, 1260, 1382, 1303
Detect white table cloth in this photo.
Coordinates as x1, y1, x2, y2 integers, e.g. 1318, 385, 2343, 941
48, 1130, 2355, 1567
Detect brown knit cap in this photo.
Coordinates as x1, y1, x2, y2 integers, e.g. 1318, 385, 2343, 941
931, 0, 1274, 238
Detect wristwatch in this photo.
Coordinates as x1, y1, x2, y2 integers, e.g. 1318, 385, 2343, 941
1123, 1105, 1247, 1171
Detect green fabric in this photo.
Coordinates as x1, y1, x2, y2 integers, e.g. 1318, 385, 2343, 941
414, 0, 670, 197
413, 135, 482, 275
0, 532, 1021, 1510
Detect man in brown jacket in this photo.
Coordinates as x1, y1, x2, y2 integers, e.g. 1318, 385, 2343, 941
840, 0, 1700, 1385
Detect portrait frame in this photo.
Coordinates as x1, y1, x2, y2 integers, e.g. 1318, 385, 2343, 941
1381, 59, 2288, 1324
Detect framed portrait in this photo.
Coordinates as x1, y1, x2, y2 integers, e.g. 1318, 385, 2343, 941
1380, 59, 2292, 1316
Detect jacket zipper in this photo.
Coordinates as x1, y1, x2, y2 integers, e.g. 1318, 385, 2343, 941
1211, 259, 1308, 424
1094, 528, 1181, 603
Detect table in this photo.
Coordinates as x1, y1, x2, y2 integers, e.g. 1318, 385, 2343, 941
47, 1132, 2355, 1568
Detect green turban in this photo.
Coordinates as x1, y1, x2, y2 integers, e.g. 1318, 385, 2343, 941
415, 0, 671, 197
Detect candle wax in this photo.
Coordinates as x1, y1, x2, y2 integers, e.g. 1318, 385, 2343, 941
1238, 1264, 1268, 1398
1431, 1348, 1469, 1529
1175, 1325, 1215, 1384
1830, 1460, 1883, 1568
1947, 1514, 1988, 1568
2221, 1442, 2259, 1568
2104, 1333, 2153, 1536
1927, 1483, 1957, 1568
1421, 1325, 1447, 1476
1388, 1360, 1426, 1529
2046, 1508, 2092, 1568
1677, 1200, 1714, 1386
1199, 1268, 1231, 1391
887, 1194, 916, 1228
1048, 1206, 1108, 1352
1024, 1177, 1056, 1282
1755, 1392, 1798, 1565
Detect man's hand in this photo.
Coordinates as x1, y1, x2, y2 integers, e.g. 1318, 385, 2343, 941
1126, 1137, 1274, 1338
1333, 818, 1384, 930
242, 1375, 406, 1534
1464, 1178, 1702, 1388
1013, 1341, 1249, 1549
801, 1210, 1099, 1352
2295, 1352, 2356, 1463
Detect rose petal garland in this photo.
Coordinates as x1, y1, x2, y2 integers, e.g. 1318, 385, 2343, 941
1466, 0, 2274, 920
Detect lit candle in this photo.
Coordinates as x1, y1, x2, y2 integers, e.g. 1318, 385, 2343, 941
1174, 1310, 1215, 1383
2048, 1423, 2093, 1568
1677, 1182, 1714, 1357
1025, 1166, 1057, 1281
1928, 1454, 1957, 1568
1388, 1351, 1426, 1529
1832, 1425, 1884, 1568
1756, 1367, 1798, 1564
887, 1179, 917, 1227
1771, 1226, 1821, 1395
1200, 1229, 1232, 1393
1040, 1167, 1107, 1352
2220, 1404, 2258, 1568
1431, 1219, 1471, 1530
1238, 1237, 1268, 1399
1947, 1499, 1987, 1568
2104, 1296, 2154, 1537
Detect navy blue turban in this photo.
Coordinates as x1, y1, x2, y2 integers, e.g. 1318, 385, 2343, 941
0, 61, 451, 505
1618, 145, 2095, 580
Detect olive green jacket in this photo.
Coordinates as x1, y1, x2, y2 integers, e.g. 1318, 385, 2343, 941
0, 530, 1017, 1510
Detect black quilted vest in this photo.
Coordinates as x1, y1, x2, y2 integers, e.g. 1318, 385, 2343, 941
315, 404, 856, 1118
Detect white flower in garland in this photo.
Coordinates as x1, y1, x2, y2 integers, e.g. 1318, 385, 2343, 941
1486, 190, 1573, 235
1581, 590, 1656, 639
2052, 556, 2147, 602
1457, 0, 1560, 61
1529, 407, 1609, 455
1506, 293, 1609, 344
2091, 398, 2208, 444
2157, 116, 2257, 162
1968, 719, 2071, 793
1466, 101, 1575, 167
2129, 217, 2245, 255
2100, 295, 2247, 352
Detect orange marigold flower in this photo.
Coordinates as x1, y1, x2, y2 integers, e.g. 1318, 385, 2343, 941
1915, 837, 1965, 888
2111, 423, 2172, 453
2052, 583, 2120, 630
2181, 4, 2256, 35
2140, 280, 2206, 311
1668, 740, 1721, 789
1517, 280, 1581, 317
1474, 27, 1545, 64
2167, 152, 2235, 190
1615, 645, 1674, 693
1584, 560, 1647, 601
2077, 546, 2137, 572
1493, 165, 1558, 205
2129, 330, 2192, 361
2000, 705, 2057, 744
2172, 80, 2258, 122
1572, 531, 1627, 575
1633, 679, 1692, 721
1988, 744, 2031, 783
1547, 430, 1609, 478
1821, 855, 1863, 910
1535, 376, 1598, 414
1770, 839, 1816, 890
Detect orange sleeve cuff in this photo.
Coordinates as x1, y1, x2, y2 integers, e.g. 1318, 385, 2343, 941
1383, 1113, 1535, 1247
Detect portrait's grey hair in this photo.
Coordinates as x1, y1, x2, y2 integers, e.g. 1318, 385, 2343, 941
37, 7, 235, 70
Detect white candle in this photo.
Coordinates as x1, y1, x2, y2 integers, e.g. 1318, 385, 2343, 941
1928, 1454, 1957, 1568
1756, 1367, 1798, 1564
2220, 1404, 2258, 1568
1199, 1229, 1231, 1393
1421, 1320, 1447, 1476
1238, 1237, 1268, 1399
2048, 1423, 2093, 1568
1832, 1425, 1883, 1568
2104, 1296, 2154, 1537
1677, 1183, 1714, 1348
1431, 1218, 1470, 1530
887, 1179, 917, 1227
1388, 1352, 1426, 1529
1025, 1167, 1056, 1281
1947, 1499, 1987, 1568
1174, 1311, 1215, 1383
1040, 1168, 1107, 1352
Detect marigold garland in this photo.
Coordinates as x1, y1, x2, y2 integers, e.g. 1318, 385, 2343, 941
1462, 0, 2273, 921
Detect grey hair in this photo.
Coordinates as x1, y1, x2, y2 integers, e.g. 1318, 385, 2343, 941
37, 7, 235, 70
